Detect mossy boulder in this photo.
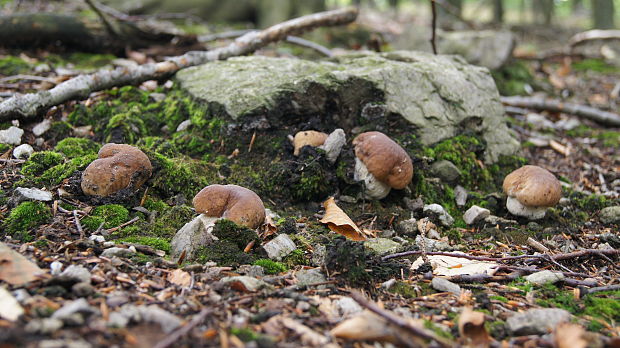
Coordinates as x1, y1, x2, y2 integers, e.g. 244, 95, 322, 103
176, 51, 519, 162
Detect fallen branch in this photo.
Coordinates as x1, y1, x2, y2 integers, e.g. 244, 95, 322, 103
383, 249, 619, 263
569, 29, 620, 48
153, 307, 211, 348
576, 284, 620, 298
348, 290, 454, 348
500, 96, 620, 127
0, 7, 358, 121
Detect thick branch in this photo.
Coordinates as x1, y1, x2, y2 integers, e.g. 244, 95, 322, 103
0, 7, 358, 121
500, 96, 620, 127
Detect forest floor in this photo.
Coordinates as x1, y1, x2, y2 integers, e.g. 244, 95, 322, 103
0, 6, 619, 348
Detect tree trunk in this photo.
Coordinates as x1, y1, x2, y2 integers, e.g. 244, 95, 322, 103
436, 0, 462, 28
533, 0, 554, 25
572, 0, 584, 13
493, 0, 504, 23
591, 0, 615, 29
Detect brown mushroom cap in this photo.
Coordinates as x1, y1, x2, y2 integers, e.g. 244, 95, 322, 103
502, 165, 561, 207
81, 144, 152, 197
293, 131, 328, 156
193, 184, 266, 229
352, 131, 413, 189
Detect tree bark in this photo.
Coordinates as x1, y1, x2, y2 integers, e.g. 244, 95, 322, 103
493, 0, 504, 23
591, 0, 615, 29
533, 0, 554, 25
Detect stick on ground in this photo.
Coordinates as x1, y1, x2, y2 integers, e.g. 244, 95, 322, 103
0, 7, 358, 121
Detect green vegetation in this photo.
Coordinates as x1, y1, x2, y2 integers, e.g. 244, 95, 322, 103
117, 236, 171, 253
535, 284, 620, 324
19, 151, 96, 187
54, 137, 100, 158
82, 204, 130, 230
0, 56, 31, 75
21, 151, 65, 177
572, 59, 620, 74
3, 202, 52, 241
194, 220, 259, 266
253, 259, 288, 274
491, 61, 537, 96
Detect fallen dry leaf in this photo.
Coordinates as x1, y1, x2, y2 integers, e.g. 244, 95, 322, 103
320, 197, 366, 241
554, 323, 587, 348
411, 255, 498, 276
278, 316, 329, 346
458, 307, 491, 348
168, 269, 191, 287
0, 242, 44, 285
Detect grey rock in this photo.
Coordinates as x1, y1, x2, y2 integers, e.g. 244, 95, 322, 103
600, 206, 620, 224
101, 247, 135, 258
382, 279, 397, 290
415, 235, 452, 251
311, 244, 326, 266
463, 205, 490, 225
364, 238, 402, 255
526, 113, 556, 130
526, 221, 542, 231
52, 298, 97, 325
525, 270, 565, 285
455, 185, 468, 207
334, 296, 363, 317
176, 119, 192, 132
59, 265, 91, 284
485, 215, 518, 226
237, 265, 265, 278
32, 119, 52, 137
11, 187, 53, 204
0, 126, 24, 145
38, 339, 92, 348
262, 234, 296, 260
423, 204, 454, 227
404, 197, 424, 212
50, 261, 63, 276
318, 128, 346, 164
170, 214, 217, 262
432, 277, 461, 295
72, 282, 95, 297
88, 235, 105, 243
506, 308, 571, 335
25, 318, 64, 334
176, 52, 518, 163
396, 218, 417, 236
437, 30, 515, 70
296, 268, 327, 288
12, 144, 34, 159
221, 276, 272, 292
430, 160, 461, 183
108, 304, 182, 333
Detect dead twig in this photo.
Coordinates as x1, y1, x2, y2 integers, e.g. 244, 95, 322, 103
153, 307, 211, 348
430, 0, 437, 55
0, 7, 358, 121
105, 216, 140, 233
501, 96, 620, 127
383, 249, 619, 263
576, 284, 620, 297
72, 210, 84, 239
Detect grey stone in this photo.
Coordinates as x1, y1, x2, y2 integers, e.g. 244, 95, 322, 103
176, 119, 192, 132
334, 296, 363, 317
170, 215, 217, 262
50, 261, 63, 276
311, 244, 326, 266
396, 218, 417, 236
455, 185, 468, 207
221, 276, 272, 292
364, 238, 402, 255
318, 128, 346, 164
108, 304, 182, 333
38, 339, 92, 348
432, 277, 461, 295
463, 205, 491, 225
176, 52, 518, 163
52, 298, 97, 325
11, 187, 53, 204
59, 265, 91, 284
262, 234, 296, 260
430, 160, 461, 183
506, 308, 572, 335
526, 113, 556, 130
237, 265, 265, 278
0, 126, 24, 145
404, 197, 424, 212
600, 206, 620, 224
12, 144, 33, 159
485, 215, 518, 226
423, 204, 454, 227
295, 268, 327, 288
415, 235, 452, 251
101, 247, 135, 258
72, 282, 95, 297
25, 318, 64, 334
525, 270, 565, 285
437, 30, 515, 70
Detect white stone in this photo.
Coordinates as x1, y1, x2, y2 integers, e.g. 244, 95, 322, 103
0, 287, 24, 321
50, 261, 63, 276
176, 119, 192, 132
455, 185, 467, 207
59, 265, 91, 284
262, 234, 296, 260
525, 270, 565, 285
101, 247, 135, 258
170, 215, 218, 262
334, 296, 363, 317
463, 205, 491, 225
431, 277, 461, 295
12, 144, 33, 159
32, 119, 52, 137
88, 235, 105, 243
12, 187, 53, 203
0, 126, 24, 145
221, 276, 271, 292
423, 204, 454, 226
354, 157, 391, 199
318, 128, 346, 163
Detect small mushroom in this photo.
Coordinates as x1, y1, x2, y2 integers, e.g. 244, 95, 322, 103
293, 130, 328, 156
352, 131, 413, 199
193, 184, 266, 229
502, 165, 562, 220
81, 144, 152, 197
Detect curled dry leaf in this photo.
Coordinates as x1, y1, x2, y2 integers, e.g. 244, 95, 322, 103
411, 255, 498, 277
554, 323, 587, 348
320, 197, 366, 241
458, 307, 491, 348
168, 269, 191, 287
0, 242, 44, 285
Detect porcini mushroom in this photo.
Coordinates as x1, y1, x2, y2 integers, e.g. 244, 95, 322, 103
193, 184, 266, 229
81, 143, 152, 197
352, 131, 413, 199
293, 130, 328, 156
502, 165, 561, 220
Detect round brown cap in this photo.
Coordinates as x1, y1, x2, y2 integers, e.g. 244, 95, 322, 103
293, 130, 328, 156
502, 165, 561, 207
193, 184, 266, 229
81, 144, 152, 197
352, 131, 413, 189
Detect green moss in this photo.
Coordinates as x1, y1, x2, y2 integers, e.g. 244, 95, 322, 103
253, 259, 288, 274
491, 61, 537, 96
0, 143, 10, 153
118, 236, 171, 253
389, 281, 419, 298
54, 137, 100, 158
230, 328, 260, 342
282, 248, 307, 267
535, 284, 620, 324
324, 237, 371, 287
82, 204, 130, 230
0, 56, 31, 75
21, 151, 65, 177
195, 240, 256, 266
143, 199, 169, 213
572, 59, 620, 73
423, 320, 454, 340
20, 153, 97, 187
489, 295, 508, 303
212, 219, 259, 249
46, 121, 73, 140
105, 108, 148, 143
129, 253, 155, 265
146, 150, 210, 198
3, 202, 52, 241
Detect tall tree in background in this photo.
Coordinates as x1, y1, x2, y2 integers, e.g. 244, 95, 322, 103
493, 0, 504, 23
533, 0, 554, 25
592, 0, 615, 28
436, 0, 462, 27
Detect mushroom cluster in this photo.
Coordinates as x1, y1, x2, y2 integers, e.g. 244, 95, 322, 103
193, 184, 266, 229
81, 144, 152, 197
352, 131, 413, 199
502, 165, 561, 220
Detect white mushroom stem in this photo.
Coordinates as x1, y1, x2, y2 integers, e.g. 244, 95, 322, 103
506, 196, 547, 220
354, 157, 391, 199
